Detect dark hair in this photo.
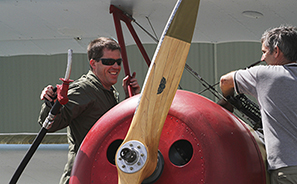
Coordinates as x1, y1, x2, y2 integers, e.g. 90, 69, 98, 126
87, 37, 121, 61
261, 25, 297, 62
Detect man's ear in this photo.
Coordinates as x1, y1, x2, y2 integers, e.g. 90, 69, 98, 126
90, 59, 96, 70
274, 46, 280, 58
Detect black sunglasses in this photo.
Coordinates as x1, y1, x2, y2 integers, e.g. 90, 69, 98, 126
96, 58, 122, 66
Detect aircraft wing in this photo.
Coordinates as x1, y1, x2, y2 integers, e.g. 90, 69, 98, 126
0, 0, 296, 56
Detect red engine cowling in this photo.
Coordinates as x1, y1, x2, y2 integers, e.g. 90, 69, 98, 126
70, 90, 267, 184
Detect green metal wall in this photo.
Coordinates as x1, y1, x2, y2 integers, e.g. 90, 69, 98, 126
0, 41, 261, 133
0, 53, 89, 133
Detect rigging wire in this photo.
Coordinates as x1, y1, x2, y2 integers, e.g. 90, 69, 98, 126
128, 13, 263, 130
127, 13, 221, 99
185, 64, 224, 100
197, 60, 263, 95
146, 16, 159, 42
124, 12, 159, 43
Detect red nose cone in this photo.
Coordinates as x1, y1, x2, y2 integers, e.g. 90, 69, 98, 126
70, 90, 267, 184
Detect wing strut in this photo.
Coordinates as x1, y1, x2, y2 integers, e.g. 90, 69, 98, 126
110, 5, 152, 96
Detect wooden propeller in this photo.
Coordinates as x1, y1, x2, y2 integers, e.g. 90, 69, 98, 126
115, 0, 200, 183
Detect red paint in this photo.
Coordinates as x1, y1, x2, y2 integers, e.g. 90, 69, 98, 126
56, 78, 73, 105
70, 90, 266, 184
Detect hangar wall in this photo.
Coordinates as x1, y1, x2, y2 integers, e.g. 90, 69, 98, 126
0, 41, 261, 133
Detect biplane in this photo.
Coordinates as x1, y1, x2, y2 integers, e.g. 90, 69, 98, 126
3, 0, 296, 183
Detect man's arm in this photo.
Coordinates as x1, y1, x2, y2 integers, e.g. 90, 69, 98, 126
220, 71, 236, 97
37, 84, 85, 133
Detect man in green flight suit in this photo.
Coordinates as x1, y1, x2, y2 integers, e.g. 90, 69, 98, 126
38, 37, 141, 184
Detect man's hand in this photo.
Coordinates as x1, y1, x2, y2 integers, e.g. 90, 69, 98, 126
40, 85, 56, 102
123, 72, 141, 98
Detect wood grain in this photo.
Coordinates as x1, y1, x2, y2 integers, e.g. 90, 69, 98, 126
116, 0, 200, 183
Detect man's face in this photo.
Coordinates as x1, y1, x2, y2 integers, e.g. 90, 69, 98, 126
261, 43, 276, 65
91, 48, 122, 89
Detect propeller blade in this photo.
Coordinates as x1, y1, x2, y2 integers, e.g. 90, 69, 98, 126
116, 0, 200, 183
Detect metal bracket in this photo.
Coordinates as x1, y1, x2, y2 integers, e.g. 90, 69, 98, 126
110, 5, 152, 70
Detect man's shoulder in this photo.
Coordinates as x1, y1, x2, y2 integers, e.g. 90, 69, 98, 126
69, 74, 89, 89
69, 72, 106, 95
71, 71, 95, 85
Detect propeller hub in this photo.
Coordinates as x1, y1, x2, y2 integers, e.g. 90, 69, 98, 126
116, 140, 147, 173
120, 148, 138, 164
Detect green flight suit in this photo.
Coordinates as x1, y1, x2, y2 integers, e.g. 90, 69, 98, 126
38, 70, 119, 184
